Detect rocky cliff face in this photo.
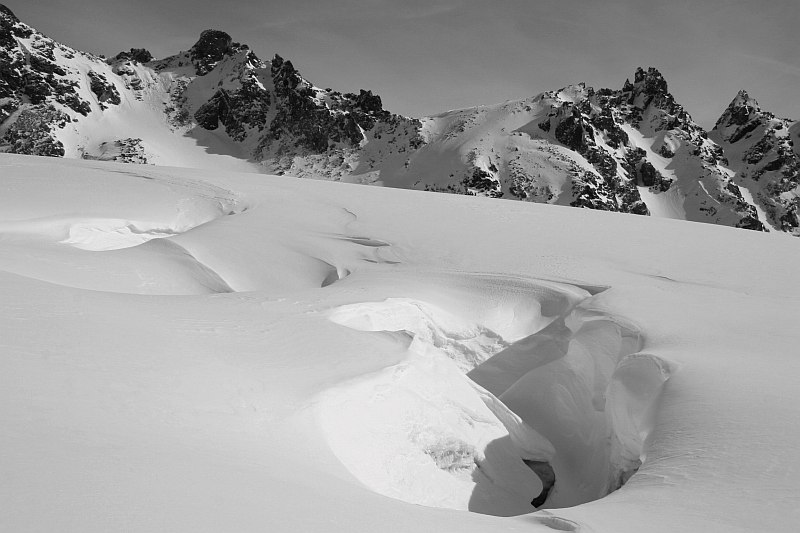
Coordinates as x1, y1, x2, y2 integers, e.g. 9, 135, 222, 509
0, 6, 92, 155
1, 5, 796, 235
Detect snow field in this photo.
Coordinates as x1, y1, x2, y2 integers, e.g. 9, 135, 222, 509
2, 153, 800, 533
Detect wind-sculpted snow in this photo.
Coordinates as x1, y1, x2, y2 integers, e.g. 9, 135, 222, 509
0, 159, 244, 293
321, 276, 672, 514
3, 154, 800, 533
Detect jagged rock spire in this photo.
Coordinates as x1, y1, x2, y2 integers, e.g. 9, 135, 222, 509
632, 67, 668, 95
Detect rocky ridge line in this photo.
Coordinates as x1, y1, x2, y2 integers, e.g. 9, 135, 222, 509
0, 5, 797, 235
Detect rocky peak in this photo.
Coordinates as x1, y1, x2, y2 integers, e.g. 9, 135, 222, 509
271, 54, 306, 97
354, 89, 383, 113
731, 89, 759, 108
112, 48, 153, 64
615, 67, 696, 135
715, 89, 763, 129
632, 67, 669, 96
190, 29, 240, 75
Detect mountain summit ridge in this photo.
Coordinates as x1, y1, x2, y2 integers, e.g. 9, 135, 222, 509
0, 8, 797, 235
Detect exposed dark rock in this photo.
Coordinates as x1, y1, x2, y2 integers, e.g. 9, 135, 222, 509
639, 161, 658, 187
0, 104, 68, 156
0, 24, 92, 116
570, 168, 618, 211
746, 136, 773, 165
258, 53, 410, 156
194, 91, 226, 130
463, 168, 500, 196
622, 78, 634, 93
190, 30, 235, 75
728, 120, 761, 144
354, 89, 382, 113
29, 54, 66, 76
194, 74, 272, 141
555, 107, 588, 152
271, 54, 303, 97
113, 48, 153, 63
0, 20, 14, 49
590, 109, 628, 148
619, 182, 650, 215
83, 138, 148, 164
715, 90, 762, 132
0, 4, 18, 22
88, 71, 121, 107
727, 103, 755, 128
633, 67, 669, 96
779, 201, 799, 231
658, 144, 674, 158
0, 5, 31, 48
736, 215, 766, 231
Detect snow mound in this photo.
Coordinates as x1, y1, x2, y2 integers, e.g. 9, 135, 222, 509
0, 159, 245, 293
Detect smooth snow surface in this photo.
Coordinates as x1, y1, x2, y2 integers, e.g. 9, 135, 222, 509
2, 153, 800, 533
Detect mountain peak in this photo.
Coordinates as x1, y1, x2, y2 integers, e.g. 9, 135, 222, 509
729, 89, 761, 111
632, 67, 668, 95
0, 4, 18, 23
191, 29, 234, 60
714, 89, 763, 130
189, 29, 245, 75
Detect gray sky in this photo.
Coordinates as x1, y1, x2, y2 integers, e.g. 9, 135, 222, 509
11, 0, 800, 127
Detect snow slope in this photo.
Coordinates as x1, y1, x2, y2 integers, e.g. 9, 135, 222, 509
2, 153, 800, 532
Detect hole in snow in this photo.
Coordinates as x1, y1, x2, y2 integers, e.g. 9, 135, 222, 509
319, 276, 672, 517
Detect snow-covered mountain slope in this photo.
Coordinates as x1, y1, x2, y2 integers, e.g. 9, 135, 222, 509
711, 90, 800, 235
1, 5, 797, 236
2, 152, 800, 532
0, 8, 257, 171
0, 5, 417, 174
376, 69, 763, 232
